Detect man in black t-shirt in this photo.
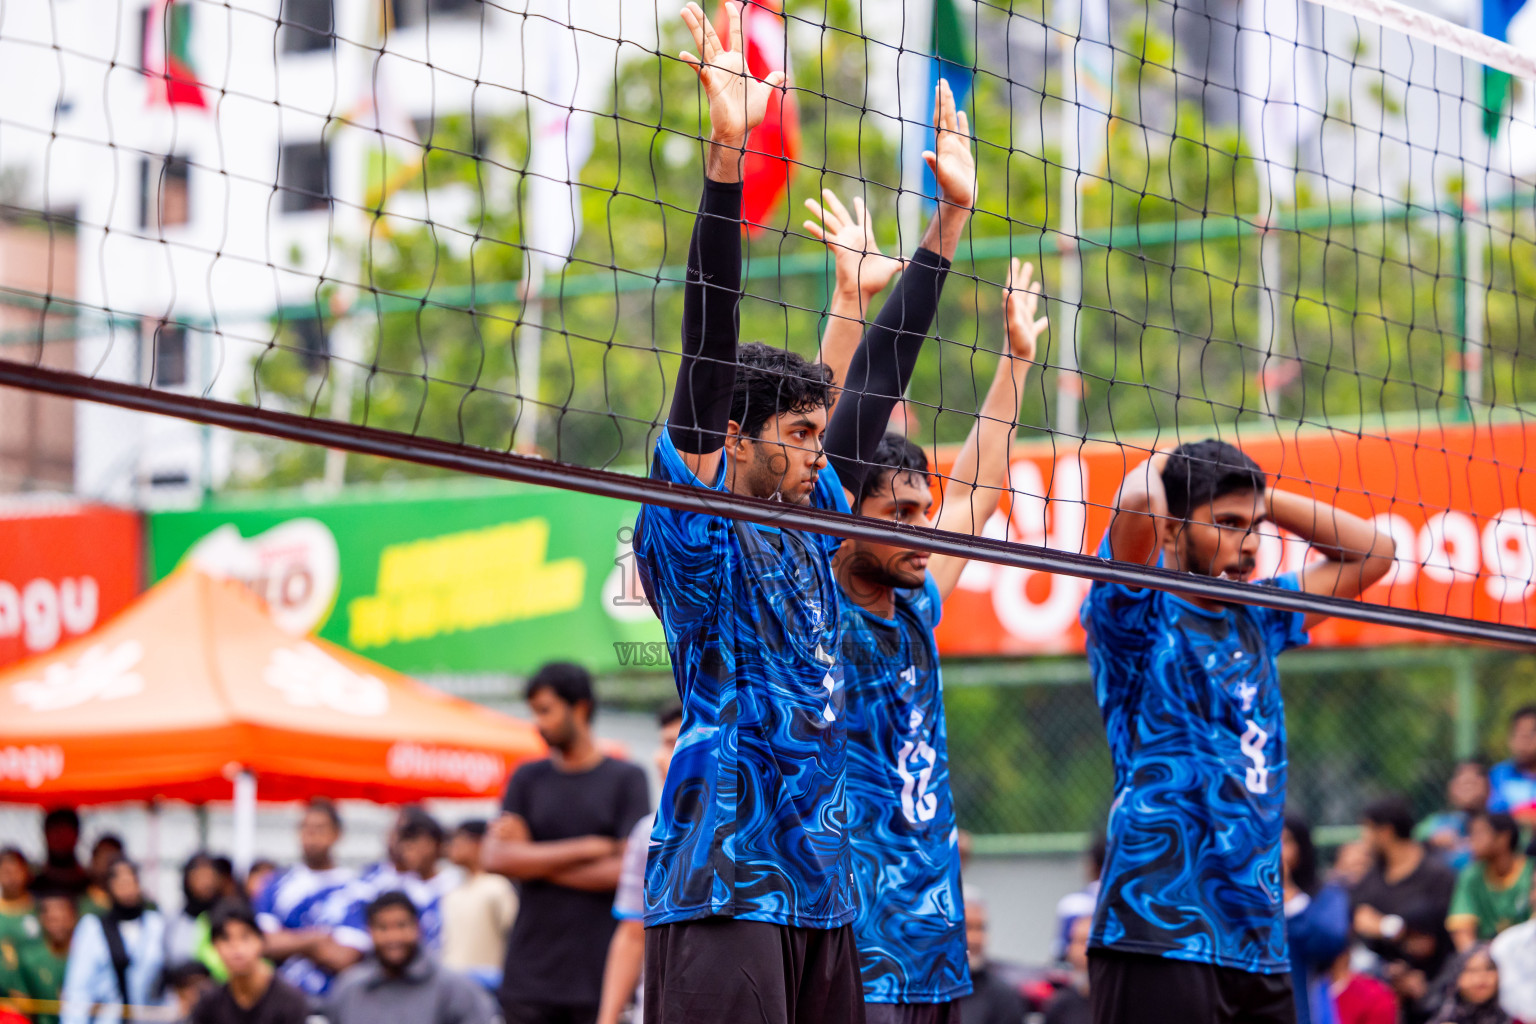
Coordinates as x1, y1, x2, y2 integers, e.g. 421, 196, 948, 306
192, 902, 310, 1024
1350, 796, 1457, 1024
483, 662, 650, 1024
959, 894, 1028, 1024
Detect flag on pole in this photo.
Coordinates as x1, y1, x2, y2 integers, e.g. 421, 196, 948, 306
917, 0, 974, 205
1482, 0, 1529, 138
716, 1, 801, 233
143, 0, 207, 109
524, 11, 598, 270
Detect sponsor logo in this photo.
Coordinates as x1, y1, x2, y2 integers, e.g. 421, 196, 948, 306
264, 644, 389, 716
602, 526, 654, 623
348, 518, 584, 648
0, 745, 64, 789
386, 742, 505, 792
10, 640, 145, 712
187, 519, 341, 635
0, 577, 100, 653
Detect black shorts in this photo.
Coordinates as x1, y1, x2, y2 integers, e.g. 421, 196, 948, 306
1089, 949, 1296, 1024
643, 917, 866, 1024
863, 1001, 960, 1024
499, 1003, 598, 1024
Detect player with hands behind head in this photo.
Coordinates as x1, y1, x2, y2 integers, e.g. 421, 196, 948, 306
1081, 441, 1395, 1024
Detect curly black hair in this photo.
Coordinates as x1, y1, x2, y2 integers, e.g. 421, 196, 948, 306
854, 432, 930, 509
1162, 439, 1266, 520
728, 342, 835, 440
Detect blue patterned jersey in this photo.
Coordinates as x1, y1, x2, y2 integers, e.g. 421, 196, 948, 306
331, 861, 462, 955
635, 430, 855, 929
1079, 535, 1309, 974
841, 574, 970, 1004
252, 864, 355, 995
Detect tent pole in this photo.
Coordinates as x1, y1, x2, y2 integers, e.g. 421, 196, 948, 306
233, 771, 257, 880
146, 800, 161, 908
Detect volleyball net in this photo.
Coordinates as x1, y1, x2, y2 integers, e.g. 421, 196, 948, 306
0, 0, 1533, 645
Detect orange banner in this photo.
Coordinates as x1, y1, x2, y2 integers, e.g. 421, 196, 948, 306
934, 420, 1536, 655
0, 504, 141, 668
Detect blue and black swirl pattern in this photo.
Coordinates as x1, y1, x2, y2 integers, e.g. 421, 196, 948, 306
841, 574, 971, 1003
1079, 535, 1309, 974
634, 432, 857, 929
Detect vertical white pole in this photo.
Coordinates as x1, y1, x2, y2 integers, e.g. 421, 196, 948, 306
322, 0, 378, 490
145, 800, 162, 909
1463, 158, 1487, 412
1256, 177, 1283, 418
233, 770, 257, 881
898, 0, 937, 251
322, 314, 360, 491
515, 257, 545, 451
1461, 0, 1487, 414
1055, 30, 1083, 440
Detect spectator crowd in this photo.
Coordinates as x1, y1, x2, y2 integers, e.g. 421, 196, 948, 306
4, 677, 1536, 1024
1031, 704, 1536, 1024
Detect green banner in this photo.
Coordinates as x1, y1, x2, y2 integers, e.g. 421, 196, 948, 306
148, 480, 665, 676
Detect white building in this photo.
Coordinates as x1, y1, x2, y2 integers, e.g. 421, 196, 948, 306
0, 0, 652, 504
0, 0, 1528, 503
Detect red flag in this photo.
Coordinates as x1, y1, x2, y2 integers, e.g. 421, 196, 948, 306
716, 1, 799, 234
144, 1, 207, 109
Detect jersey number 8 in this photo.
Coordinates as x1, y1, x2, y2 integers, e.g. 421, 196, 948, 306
1240, 720, 1270, 795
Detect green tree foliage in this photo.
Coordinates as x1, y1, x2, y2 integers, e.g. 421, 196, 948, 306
237, 0, 1535, 489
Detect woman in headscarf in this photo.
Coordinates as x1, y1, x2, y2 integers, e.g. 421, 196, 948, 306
59, 858, 167, 1024
1428, 944, 1511, 1024
163, 853, 226, 980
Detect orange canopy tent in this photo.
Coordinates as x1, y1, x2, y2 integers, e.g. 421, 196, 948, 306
0, 569, 546, 810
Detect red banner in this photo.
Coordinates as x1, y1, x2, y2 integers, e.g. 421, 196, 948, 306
934, 421, 1536, 655
0, 504, 142, 667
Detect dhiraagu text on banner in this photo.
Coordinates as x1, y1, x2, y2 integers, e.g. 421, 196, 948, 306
147, 480, 665, 676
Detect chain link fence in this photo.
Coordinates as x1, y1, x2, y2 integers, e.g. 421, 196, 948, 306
946, 645, 1536, 851
4, 645, 1529, 860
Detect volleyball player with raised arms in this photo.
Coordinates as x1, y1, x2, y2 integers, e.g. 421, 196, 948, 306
631, 6, 975, 1023
1081, 443, 1396, 1024
803, 189, 1048, 1021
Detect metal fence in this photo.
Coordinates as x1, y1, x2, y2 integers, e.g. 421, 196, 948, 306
946, 644, 1536, 853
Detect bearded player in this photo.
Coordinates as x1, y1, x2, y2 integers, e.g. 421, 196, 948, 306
1081, 442, 1395, 1023
807, 187, 1049, 1024
632, 6, 977, 1022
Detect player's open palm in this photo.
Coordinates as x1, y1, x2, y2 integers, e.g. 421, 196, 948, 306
1003, 257, 1047, 363
925, 79, 975, 210
803, 189, 904, 298
680, 2, 785, 146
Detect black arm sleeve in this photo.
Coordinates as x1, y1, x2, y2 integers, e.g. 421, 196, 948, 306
825, 246, 951, 495
667, 179, 744, 454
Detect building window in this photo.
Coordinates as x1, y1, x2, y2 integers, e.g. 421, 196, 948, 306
152, 321, 188, 387
161, 155, 191, 225
391, 0, 479, 30
139, 154, 191, 230
278, 141, 330, 213
137, 7, 152, 71
287, 316, 329, 371
149, 470, 191, 488
281, 0, 333, 53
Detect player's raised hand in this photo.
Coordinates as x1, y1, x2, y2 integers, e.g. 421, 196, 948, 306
804, 188, 904, 299
925, 79, 975, 211
1003, 257, 1048, 363
679, 2, 785, 150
